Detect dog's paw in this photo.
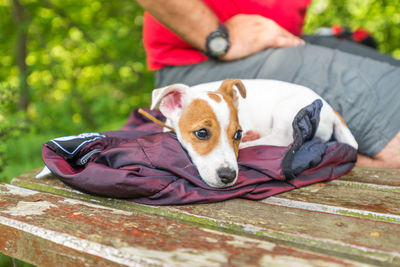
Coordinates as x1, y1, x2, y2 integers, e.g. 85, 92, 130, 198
242, 130, 260, 142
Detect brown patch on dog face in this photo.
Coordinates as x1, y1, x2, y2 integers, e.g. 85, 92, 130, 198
218, 92, 242, 157
333, 110, 348, 126
214, 80, 246, 157
178, 99, 221, 156
208, 92, 221, 103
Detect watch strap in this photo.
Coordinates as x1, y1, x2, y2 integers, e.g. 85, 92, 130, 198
205, 23, 230, 59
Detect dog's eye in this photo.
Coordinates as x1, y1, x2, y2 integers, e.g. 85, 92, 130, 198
194, 128, 210, 140
233, 130, 242, 141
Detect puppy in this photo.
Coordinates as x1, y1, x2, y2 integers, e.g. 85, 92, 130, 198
151, 79, 358, 188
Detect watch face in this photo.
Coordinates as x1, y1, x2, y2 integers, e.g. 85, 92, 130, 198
209, 36, 229, 55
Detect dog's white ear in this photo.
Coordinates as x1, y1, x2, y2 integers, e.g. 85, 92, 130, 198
151, 83, 190, 120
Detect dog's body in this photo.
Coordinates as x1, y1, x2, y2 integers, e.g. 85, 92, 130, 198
151, 79, 358, 188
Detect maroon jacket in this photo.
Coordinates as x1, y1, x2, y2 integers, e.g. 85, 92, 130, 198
42, 103, 357, 205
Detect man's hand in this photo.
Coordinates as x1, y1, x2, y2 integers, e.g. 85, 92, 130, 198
221, 14, 305, 61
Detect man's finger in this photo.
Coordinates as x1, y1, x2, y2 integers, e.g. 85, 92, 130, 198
273, 36, 305, 47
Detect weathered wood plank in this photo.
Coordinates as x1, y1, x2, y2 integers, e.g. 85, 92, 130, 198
173, 200, 400, 264
0, 184, 361, 267
272, 181, 400, 223
338, 167, 400, 186
263, 196, 400, 225
13, 167, 400, 220
10, 168, 400, 265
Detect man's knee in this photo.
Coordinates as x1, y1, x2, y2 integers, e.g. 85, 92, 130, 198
356, 131, 400, 169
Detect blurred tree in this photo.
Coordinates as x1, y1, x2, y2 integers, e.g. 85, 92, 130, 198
12, 0, 29, 111
0, 82, 26, 173
1, 0, 153, 135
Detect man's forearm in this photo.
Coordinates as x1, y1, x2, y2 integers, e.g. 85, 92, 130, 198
136, 0, 219, 52
136, 0, 305, 61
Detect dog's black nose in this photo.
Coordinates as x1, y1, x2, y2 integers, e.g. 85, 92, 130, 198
217, 167, 237, 184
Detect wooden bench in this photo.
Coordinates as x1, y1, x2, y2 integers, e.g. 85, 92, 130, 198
1, 167, 399, 266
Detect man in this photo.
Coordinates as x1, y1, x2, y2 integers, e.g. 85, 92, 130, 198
136, 0, 400, 169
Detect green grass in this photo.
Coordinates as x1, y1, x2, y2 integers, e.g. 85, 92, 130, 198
0, 131, 62, 183
0, 253, 35, 267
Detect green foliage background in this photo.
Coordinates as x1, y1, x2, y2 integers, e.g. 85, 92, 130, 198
1, 0, 153, 182
304, 0, 400, 57
0, 0, 399, 265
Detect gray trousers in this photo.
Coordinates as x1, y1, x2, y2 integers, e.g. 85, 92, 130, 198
155, 44, 400, 156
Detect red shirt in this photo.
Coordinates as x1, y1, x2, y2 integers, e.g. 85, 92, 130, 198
143, 0, 311, 70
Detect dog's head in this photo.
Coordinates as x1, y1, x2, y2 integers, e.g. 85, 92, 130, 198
151, 79, 247, 188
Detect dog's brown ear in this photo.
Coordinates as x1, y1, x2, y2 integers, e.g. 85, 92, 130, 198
217, 79, 247, 107
218, 79, 247, 99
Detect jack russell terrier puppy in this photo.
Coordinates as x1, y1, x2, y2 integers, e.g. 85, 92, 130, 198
151, 79, 358, 188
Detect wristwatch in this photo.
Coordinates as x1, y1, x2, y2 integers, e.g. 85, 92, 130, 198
205, 23, 230, 59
